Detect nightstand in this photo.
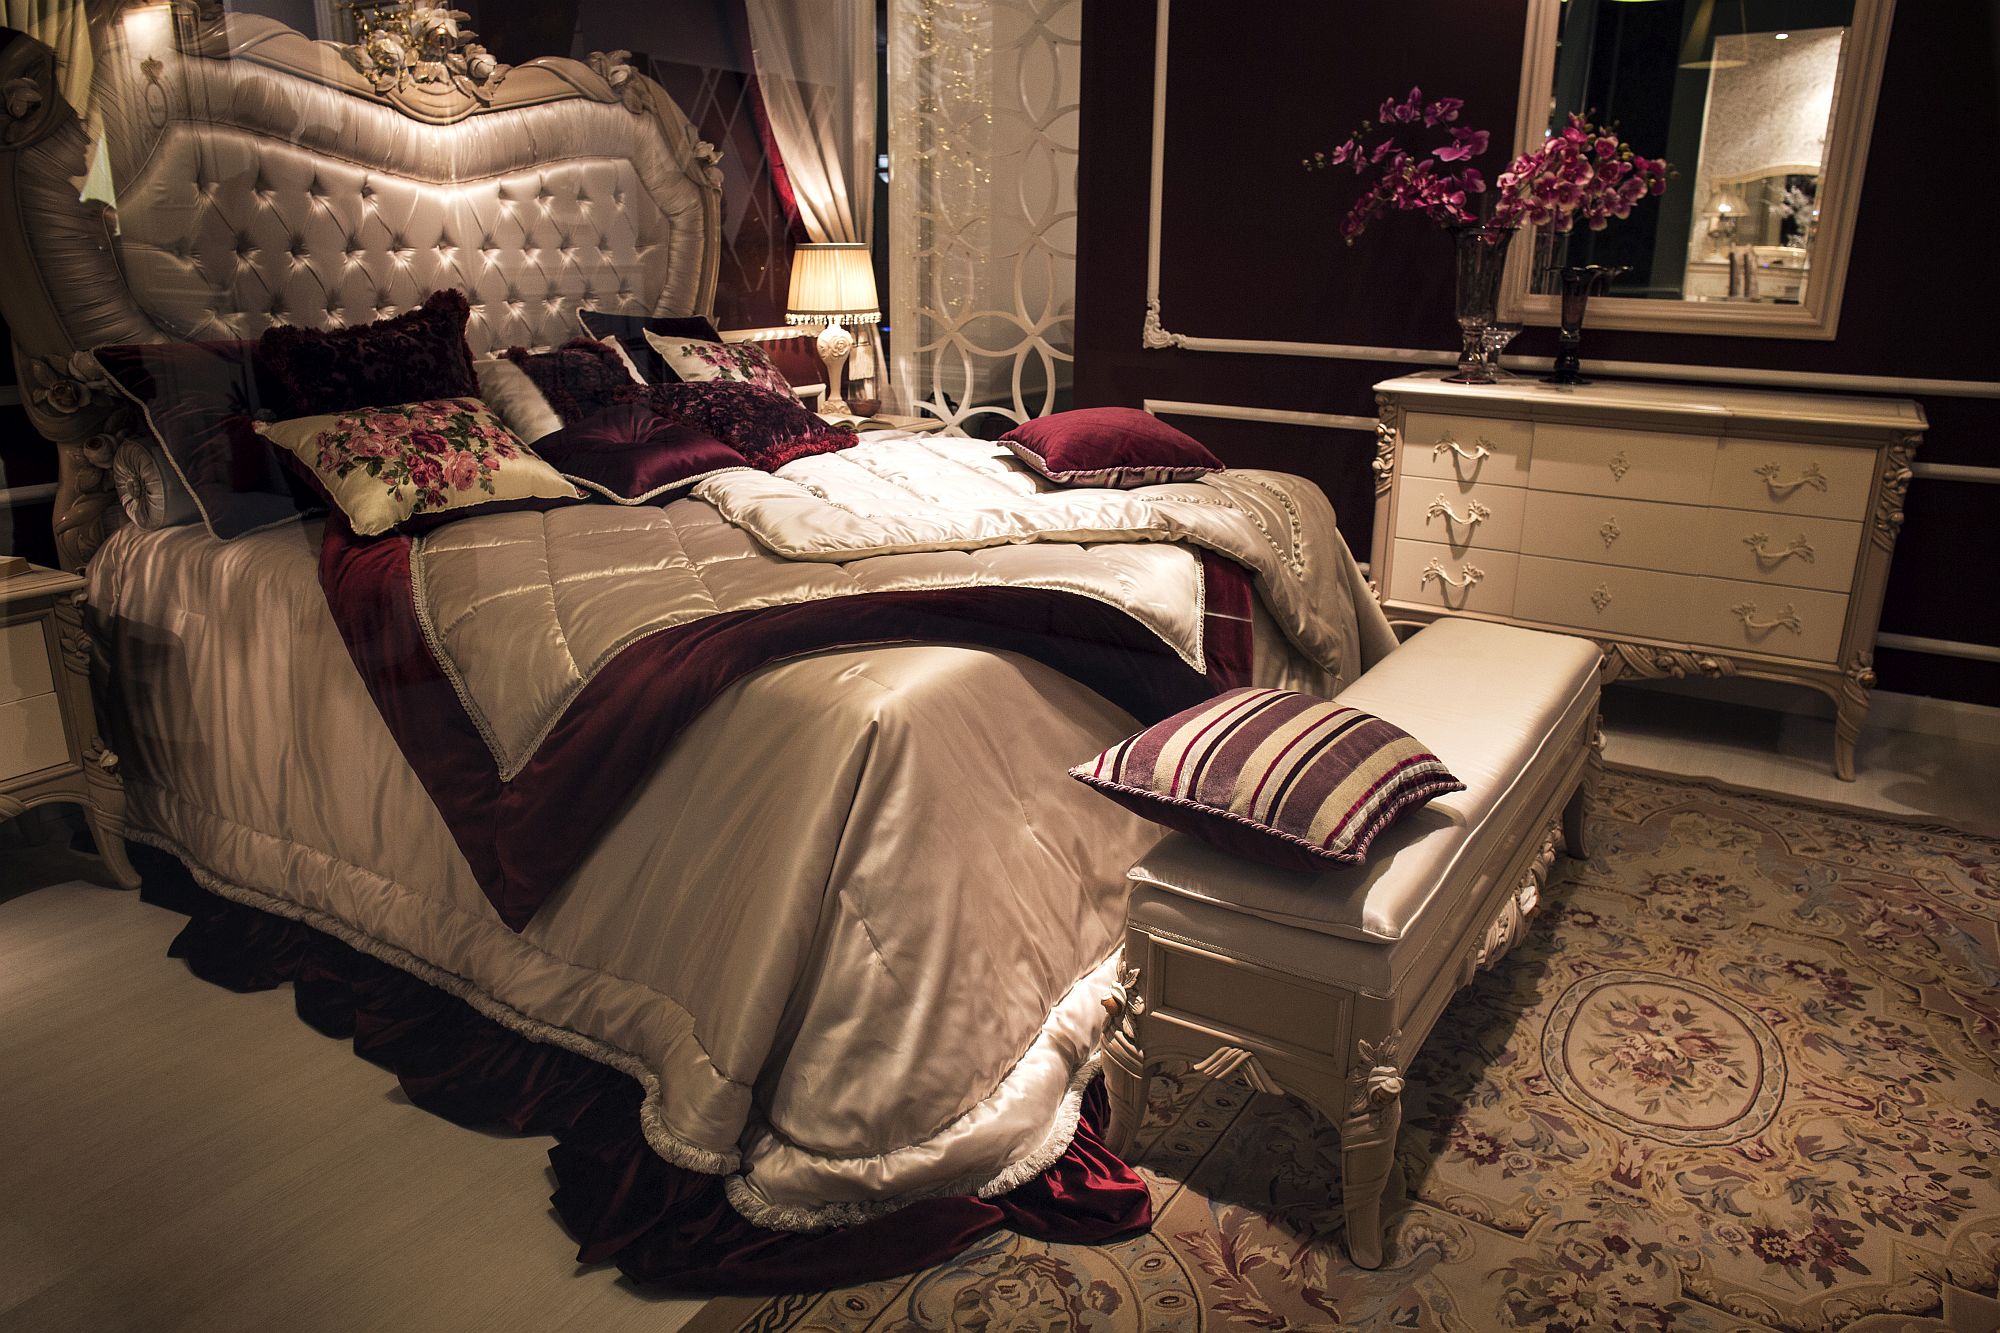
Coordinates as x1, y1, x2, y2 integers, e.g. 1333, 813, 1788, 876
2, 563, 140, 887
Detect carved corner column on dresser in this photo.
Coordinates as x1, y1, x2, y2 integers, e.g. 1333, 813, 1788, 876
1369, 374, 1924, 780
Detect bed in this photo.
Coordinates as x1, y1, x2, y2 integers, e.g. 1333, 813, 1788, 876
0, 8, 1390, 1277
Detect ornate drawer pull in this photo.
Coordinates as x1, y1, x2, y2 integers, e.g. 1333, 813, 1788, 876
1425, 495, 1490, 527
1431, 434, 1492, 464
1590, 584, 1613, 610
1754, 461, 1829, 495
1731, 602, 1802, 634
1419, 558, 1484, 591
1599, 517, 1621, 548
1744, 531, 1815, 564
1608, 450, 1631, 481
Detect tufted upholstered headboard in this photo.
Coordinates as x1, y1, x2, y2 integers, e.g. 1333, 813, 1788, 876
0, 5, 722, 569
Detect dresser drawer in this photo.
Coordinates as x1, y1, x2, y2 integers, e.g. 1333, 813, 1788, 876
1686, 578, 1849, 665
1399, 411, 1531, 487
1520, 490, 1704, 574
1701, 508, 1863, 593
1386, 539, 1518, 616
0, 691, 69, 783
1529, 423, 1717, 505
1393, 478, 1527, 553
1, 619, 55, 705
1711, 438, 1876, 520
1515, 555, 1693, 643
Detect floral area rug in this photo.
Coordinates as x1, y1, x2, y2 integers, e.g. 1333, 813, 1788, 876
686, 771, 2000, 1332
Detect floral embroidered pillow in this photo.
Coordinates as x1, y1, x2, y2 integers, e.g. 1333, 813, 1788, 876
257, 397, 580, 536
641, 331, 794, 399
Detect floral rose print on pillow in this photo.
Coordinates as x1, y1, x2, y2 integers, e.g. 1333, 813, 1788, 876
258, 397, 580, 536
641, 331, 795, 399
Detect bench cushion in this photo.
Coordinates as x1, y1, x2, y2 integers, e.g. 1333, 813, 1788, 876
1126, 619, 1600, 993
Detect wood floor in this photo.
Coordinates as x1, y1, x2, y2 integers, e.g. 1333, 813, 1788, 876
0, 845, 705, 1333
1, 692, 1992, 1330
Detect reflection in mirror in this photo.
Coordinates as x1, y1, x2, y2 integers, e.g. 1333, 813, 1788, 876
1534, 0, 1855, 310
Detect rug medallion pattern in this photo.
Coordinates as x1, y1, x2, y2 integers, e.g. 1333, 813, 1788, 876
691, 771, 2000, 1332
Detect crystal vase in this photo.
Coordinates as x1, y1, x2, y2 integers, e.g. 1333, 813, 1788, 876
1445, 224, 1518, 384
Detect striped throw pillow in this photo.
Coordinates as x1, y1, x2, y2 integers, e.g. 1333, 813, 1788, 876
1070, 688, 1463, 873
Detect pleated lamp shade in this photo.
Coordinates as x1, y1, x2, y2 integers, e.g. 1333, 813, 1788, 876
786, 243, 881, 327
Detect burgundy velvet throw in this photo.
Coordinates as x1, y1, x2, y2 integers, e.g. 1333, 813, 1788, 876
143, 865, 1151, 1294
317, 515, 1254, 930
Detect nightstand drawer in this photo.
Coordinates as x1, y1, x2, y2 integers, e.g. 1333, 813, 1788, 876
0, 692, 69, 783
1, 619, 55, 705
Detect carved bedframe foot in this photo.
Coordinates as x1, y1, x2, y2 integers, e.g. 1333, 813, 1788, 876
1100, 959, 1151, 1160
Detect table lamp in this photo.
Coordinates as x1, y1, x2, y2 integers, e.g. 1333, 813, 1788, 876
786, 242, 880, 414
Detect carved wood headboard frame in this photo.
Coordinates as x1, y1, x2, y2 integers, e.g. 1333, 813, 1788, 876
0, 2, 723, 570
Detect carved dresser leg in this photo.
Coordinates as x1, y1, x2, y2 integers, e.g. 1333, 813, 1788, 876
1835, 657, 1872, 783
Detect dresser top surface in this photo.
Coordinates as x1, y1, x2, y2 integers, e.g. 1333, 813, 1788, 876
1375, 372, 1926, 436
0, 566, 83, 607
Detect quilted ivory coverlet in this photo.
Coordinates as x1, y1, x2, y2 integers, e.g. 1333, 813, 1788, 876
86, 434, 1381, 1227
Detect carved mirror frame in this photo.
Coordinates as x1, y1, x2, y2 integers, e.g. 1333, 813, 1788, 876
1497, 0, 1896, 341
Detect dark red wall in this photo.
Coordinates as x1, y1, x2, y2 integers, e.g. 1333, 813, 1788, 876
1075, 0, 2000, 706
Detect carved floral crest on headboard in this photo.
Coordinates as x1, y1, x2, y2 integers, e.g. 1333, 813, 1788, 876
347, 3, 508, 102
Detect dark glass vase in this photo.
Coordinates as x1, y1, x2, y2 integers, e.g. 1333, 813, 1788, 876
1545, 264, 1627, 385
1445, 225, 1518, 384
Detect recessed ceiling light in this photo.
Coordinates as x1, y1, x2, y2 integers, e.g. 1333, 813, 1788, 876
1774, 31, 1790, 38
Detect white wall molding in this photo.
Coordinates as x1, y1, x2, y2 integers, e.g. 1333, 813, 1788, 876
1137, 0, 2000, 401
1144, 400, 1375, 431
0, 482, 57, 509
1912, 462, 2000, 485
1875, 633, 2000, 666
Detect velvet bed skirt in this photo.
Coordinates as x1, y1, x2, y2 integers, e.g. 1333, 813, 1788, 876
138, 855, 1152, 1294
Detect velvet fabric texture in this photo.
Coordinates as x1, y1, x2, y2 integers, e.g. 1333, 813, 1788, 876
317, 512, 1255, 931
1001, 407, 1225, 487
257, 289, 479, 417
534, 403, 749, 503
1072, 688, 1464, 873
93, 338, 316, 539
578, 310, 723, 383
141, 862, 1150, 1294
500, 338, 645, 426
645, 381, 854, 471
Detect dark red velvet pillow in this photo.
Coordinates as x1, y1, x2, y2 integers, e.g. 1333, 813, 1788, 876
94, 338, 319, 539
535, 402, 749, 503
500, 338, 644, 426
257, 289, 478, 417
577, 310, 722, 384
645, 382, 856, 471
1000, 407, 1223, 488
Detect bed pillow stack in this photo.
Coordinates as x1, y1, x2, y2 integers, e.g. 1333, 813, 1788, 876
1070, 687, 1463, 874
576, 311, 723, 384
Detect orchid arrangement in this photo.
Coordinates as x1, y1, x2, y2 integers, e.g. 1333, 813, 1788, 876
1306, 88, 1668, 243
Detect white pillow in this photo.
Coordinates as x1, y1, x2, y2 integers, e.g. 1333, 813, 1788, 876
473, 357, 563, 443
597, 334, 650, 384
641, 330, 794, 398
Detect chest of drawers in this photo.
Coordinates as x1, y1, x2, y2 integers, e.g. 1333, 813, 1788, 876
1372, 374, 1926, 780
1, 565, 139, 885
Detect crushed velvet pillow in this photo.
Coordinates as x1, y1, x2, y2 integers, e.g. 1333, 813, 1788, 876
642, 331, 794, 400
257, 289, 479, 418
1001, 407, 1224, 488
645, 382, 855, 471
256, 397, 580, 536
93, 338, 317, 540
499, 338, 643, 427
1070, 688, 1463, 873
534, 402, 749, 504
577, 310, 722, 383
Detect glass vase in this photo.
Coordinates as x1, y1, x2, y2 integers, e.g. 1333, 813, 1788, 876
1544, 264, 1627, 386
1445, 224, 1518, 385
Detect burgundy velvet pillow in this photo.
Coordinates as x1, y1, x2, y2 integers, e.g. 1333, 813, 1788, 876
257, 289, 479, 417
1000, 407, 1223, 488
94, 338, 318, 539
500, 338, 644, 426
646, 382, 856, 471
578, 310, 723, 384
535, 402, 749, 503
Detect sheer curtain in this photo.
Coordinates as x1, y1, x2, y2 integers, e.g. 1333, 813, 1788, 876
887, 0, 1079, 431
6, 0, 95, 116
743, 0, 881, 385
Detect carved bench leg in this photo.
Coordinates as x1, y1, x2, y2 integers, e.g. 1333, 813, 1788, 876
1339, 1102, 1402, 1270
1560, 719, 1603, 861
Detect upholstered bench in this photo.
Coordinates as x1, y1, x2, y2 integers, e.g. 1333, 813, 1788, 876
1098, 617, 1603, 1269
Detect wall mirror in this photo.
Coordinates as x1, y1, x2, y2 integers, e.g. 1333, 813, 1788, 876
1499, 0, 1896, 339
